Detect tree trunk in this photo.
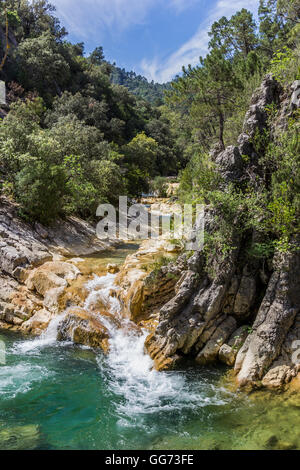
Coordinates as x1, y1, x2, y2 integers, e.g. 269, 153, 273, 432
219, 112, 225, 150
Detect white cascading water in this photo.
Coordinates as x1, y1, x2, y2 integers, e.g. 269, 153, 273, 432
6, 270, 231, 420
83, 273, 230, 425
15, 313, 68, 355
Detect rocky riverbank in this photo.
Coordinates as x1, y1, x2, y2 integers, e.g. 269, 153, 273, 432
1, 76, 300, 394
0, 197, 119, 335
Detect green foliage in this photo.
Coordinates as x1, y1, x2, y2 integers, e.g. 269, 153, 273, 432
168, 48, 242, 150
123, 132, 158, 178
0, 0, 298, 243
179, 152, 222, 204
150, 176, 168, 198
16, 32, 71, 101
263, 119, 300, 250
270, 47, 300, 85
209, 9, 258, 58
63, 156, 124, 218
144, 255, 176, 285
0, 1, 180, 222
110, 66, 170, 104
16, 159, 67, 224
248, 241, 275, 260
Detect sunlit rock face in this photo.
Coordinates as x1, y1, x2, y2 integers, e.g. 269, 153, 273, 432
57, 308, 110, 353
0, 198, 117, 335
115, 238, 181, 326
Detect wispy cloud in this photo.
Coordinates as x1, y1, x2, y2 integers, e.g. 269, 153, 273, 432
53, 0, 203, 39
168, 0, 200, 13
52, 0, 260, 83
141, 0, 260, 83
53, 0, 155, 39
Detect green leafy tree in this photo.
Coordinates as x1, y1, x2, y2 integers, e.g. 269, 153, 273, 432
169, 49, 242, 150
16, 32, 70, 100
209, 9, 258, 58
258, 0, 290, 57
16, 158, 67, 223
124, 132, 159, 175
89, 46, 105, 65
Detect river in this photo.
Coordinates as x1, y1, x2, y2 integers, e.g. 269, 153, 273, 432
0, 244, 299, 450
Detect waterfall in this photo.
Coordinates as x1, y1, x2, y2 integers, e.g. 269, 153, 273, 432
84, 273, 230, 426
15, 314, 68, 354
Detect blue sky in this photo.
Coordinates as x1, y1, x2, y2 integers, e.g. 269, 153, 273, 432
51, 0, 260, 83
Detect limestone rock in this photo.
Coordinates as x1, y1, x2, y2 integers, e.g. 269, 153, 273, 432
196, 316, 237, 365
34, 222, 49, 239
26, 261, 80, 302
116, 239, 180, 324
21, 309, 53, 335
145, 74, 285, 377
107, 263, 120, 274
233, 276, 256, 318
261, 365, 298, 390
0, 197, 119, 334
219, 344, 236, 366
57, 308, 110, 352
235, 249, 300, 389
215, 146, 244, 183
218, 326, 249, 366
0, 245, 27, 276
243, 74, 280, 137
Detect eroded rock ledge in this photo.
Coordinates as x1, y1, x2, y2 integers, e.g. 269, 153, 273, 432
0, 197, 117, 334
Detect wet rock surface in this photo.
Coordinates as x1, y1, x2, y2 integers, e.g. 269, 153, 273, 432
57, 308, 110, 352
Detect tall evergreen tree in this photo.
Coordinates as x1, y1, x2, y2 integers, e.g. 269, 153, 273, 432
170, 49, 242, 150
209, 9, 258, 58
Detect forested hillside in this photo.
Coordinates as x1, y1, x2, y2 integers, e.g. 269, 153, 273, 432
110, 66, 170, 105
0, 0, 179, 223
0, 0, 299, 239
167, 0, 299, 257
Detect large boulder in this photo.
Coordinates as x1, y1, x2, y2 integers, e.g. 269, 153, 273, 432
57, 308, 110, 352
115, 239, 180, 324
196, 316, 237, 365
218, 325, 249, 366
21, 309, 54, 335
25, 261, 81, 313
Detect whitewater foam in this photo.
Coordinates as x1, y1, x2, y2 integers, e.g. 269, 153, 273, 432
89, 273, 232, 426
14, 313, 68, 355
5, 267, 233, 423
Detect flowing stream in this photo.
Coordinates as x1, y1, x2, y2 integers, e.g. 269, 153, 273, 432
0, 244, 300, 450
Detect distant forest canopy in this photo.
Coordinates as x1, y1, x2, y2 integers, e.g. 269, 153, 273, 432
68, 43, 170, 105
110, 66, 170, 106
0, 0, 299, 230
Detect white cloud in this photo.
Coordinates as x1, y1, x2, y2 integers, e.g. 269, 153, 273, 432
52, 0, 260, 83
141, 0, 260, 83
52, 0, 155, 38
52, 0, 203, 39
168, 0, 199, 13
